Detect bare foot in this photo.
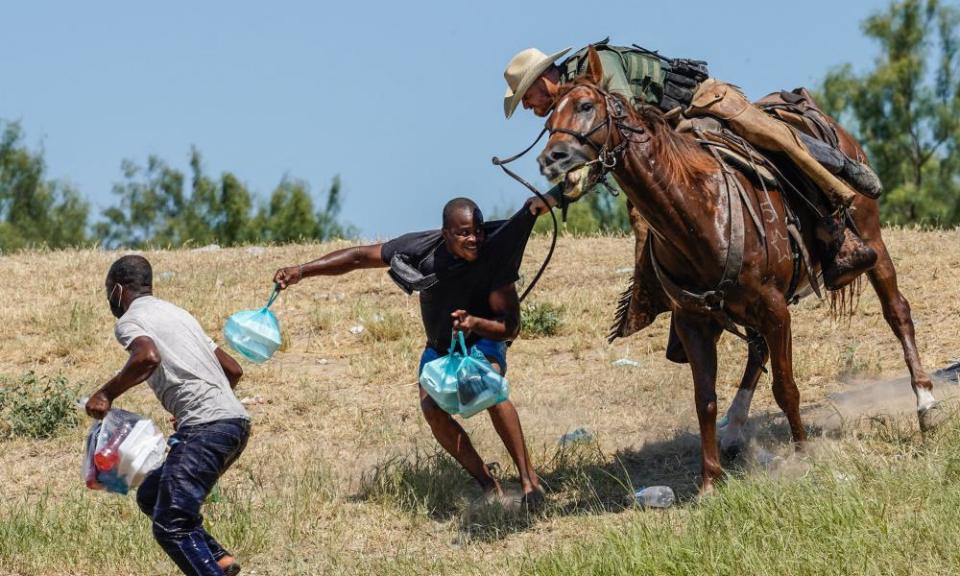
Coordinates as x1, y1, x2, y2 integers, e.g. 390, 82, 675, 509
218, 556, 240, 576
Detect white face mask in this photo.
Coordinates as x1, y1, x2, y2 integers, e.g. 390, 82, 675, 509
108, 283, 125, 318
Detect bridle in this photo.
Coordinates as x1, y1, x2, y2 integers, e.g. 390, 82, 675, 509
489, 84, 649, 304
546, 84, 652, 175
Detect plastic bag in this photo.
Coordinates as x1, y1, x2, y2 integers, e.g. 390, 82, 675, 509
83, 408, 167, 494
224, 285, 282, 364
419, 332, 510, 418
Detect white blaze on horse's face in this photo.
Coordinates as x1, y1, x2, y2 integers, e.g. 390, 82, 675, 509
538, 86, 605, 182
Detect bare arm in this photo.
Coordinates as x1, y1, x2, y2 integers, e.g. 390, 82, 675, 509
273, 244, 386, 289
215, 347, 243, 389
85, 336, 161, 419
450, 283, 521, 342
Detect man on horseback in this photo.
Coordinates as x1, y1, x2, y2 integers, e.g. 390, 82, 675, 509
503, 40, 882, 332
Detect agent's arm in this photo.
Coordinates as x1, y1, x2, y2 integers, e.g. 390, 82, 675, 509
450, 283, 520, 342
85, 336, 161, 419
215, 347, 243, 389
273, 244, 386, 289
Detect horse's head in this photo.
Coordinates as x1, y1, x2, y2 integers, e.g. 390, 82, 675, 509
538, 47, 648, 191
539, 47, 716, 200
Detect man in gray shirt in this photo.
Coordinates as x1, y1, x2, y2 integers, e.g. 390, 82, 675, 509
86, 255, 249, 576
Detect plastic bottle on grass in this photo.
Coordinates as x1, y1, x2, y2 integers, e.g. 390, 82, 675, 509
634, 486, 675, 508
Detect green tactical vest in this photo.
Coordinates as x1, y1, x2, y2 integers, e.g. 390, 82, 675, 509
558, 43, 666, 109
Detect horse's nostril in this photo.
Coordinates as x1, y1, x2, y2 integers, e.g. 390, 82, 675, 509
549, 149, 569, 162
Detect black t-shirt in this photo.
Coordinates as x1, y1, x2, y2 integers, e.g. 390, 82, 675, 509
381, 207, 536, 352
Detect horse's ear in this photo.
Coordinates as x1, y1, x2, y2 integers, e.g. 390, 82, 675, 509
584, 46, 604, 86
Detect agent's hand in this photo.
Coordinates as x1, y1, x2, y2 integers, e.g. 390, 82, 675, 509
273, 265, 303, 290
85, 391, 111, 420
526, 195, 557, 216
451, 310, 477, 334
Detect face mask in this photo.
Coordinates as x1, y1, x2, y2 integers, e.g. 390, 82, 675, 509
108, 284, 125, 319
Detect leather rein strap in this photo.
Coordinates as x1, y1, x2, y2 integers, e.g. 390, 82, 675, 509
491, 132, 559, 304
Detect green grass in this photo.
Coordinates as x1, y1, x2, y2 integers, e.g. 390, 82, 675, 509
521, 302, 565, 338
525, 421, 960, 576
2, 232, 959, 575
5, 413, 960, 575
0, 372, 80, 440
0, 455, 336, 575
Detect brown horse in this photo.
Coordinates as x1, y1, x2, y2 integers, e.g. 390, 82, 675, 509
538, 48, 943, 493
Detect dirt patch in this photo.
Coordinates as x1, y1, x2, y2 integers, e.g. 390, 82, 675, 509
805, 361, 960, 434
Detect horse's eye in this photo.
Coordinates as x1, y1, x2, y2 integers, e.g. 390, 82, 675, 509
577, 101, 594, 113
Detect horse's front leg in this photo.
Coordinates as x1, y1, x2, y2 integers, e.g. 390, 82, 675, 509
720, 330, 769, 460
674, 310, 725, 494
758, 291, 807, 444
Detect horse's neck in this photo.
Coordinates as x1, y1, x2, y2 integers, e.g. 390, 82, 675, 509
614, 151, 728, 277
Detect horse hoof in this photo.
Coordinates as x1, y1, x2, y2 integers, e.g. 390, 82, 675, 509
919, 403, 949, 434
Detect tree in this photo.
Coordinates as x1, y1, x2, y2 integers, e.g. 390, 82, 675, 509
216, 172, 254, 245
0, 121, 89, 252
259, 177, 318, 243
820, 0, 960, 226
97, 148, 352, 248
95, 155, 188, 247
315, 175, 354, 241
256, 175, 355, 244
532, 179, 632, 236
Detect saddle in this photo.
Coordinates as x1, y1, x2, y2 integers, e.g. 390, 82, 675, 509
608, 88, 839, 346
755, 87, 840, 149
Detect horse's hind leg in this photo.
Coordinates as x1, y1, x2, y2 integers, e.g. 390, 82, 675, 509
673, 311, 725, 494
720, 331, 769, 460
758, 292, 807, 445
865, 239, 942, 430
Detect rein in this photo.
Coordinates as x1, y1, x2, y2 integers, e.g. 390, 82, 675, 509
491, 138, 559, 304
546, 88, 646, 175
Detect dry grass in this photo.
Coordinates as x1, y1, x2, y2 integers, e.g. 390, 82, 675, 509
0, 228, 958, 575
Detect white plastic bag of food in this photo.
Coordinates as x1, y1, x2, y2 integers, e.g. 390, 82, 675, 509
83, 408, 166, 494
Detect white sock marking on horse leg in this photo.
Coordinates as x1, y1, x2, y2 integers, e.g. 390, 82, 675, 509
721, 387, 755, 450
917, 387, 936, 412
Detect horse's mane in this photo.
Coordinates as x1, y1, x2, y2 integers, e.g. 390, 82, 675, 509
632, 103, 717, 188
555, 82, 717, 189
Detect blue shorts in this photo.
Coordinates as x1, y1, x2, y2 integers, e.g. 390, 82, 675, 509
418, 339, 508, 377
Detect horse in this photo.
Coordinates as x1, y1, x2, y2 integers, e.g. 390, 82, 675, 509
537, 47, 943, 493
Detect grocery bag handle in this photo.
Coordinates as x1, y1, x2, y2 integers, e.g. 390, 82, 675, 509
264, 283, 280, 309
447, 330, 468, 356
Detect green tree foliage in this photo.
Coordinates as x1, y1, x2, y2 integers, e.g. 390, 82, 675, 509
820, 0, 960, 226
97, 148, 353, 248
532, 179, 632, 236
0, 121, 89, 252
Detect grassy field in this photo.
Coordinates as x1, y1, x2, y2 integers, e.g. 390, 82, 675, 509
1, 228, 959, 575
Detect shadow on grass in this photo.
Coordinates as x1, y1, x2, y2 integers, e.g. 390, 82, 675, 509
351, 407, 848, 543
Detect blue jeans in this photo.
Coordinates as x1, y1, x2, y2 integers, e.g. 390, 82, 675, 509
136, 418, 251, 576
418, 338, 508, 376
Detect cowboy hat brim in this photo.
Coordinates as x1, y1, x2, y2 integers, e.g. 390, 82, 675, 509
503, 47, 571, 119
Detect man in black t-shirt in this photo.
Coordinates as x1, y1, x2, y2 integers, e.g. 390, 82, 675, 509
273, 196, 554, 505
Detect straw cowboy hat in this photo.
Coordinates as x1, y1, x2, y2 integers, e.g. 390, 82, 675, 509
503, 46, 571, 119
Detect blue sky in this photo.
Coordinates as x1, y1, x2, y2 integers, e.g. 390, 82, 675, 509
1, 0, 892, 238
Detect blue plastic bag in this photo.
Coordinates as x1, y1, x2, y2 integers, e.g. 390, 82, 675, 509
419, 332, 509, 418
224, 286, 282, 363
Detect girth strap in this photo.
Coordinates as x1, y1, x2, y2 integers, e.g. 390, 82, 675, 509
648, 152, 745, 328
